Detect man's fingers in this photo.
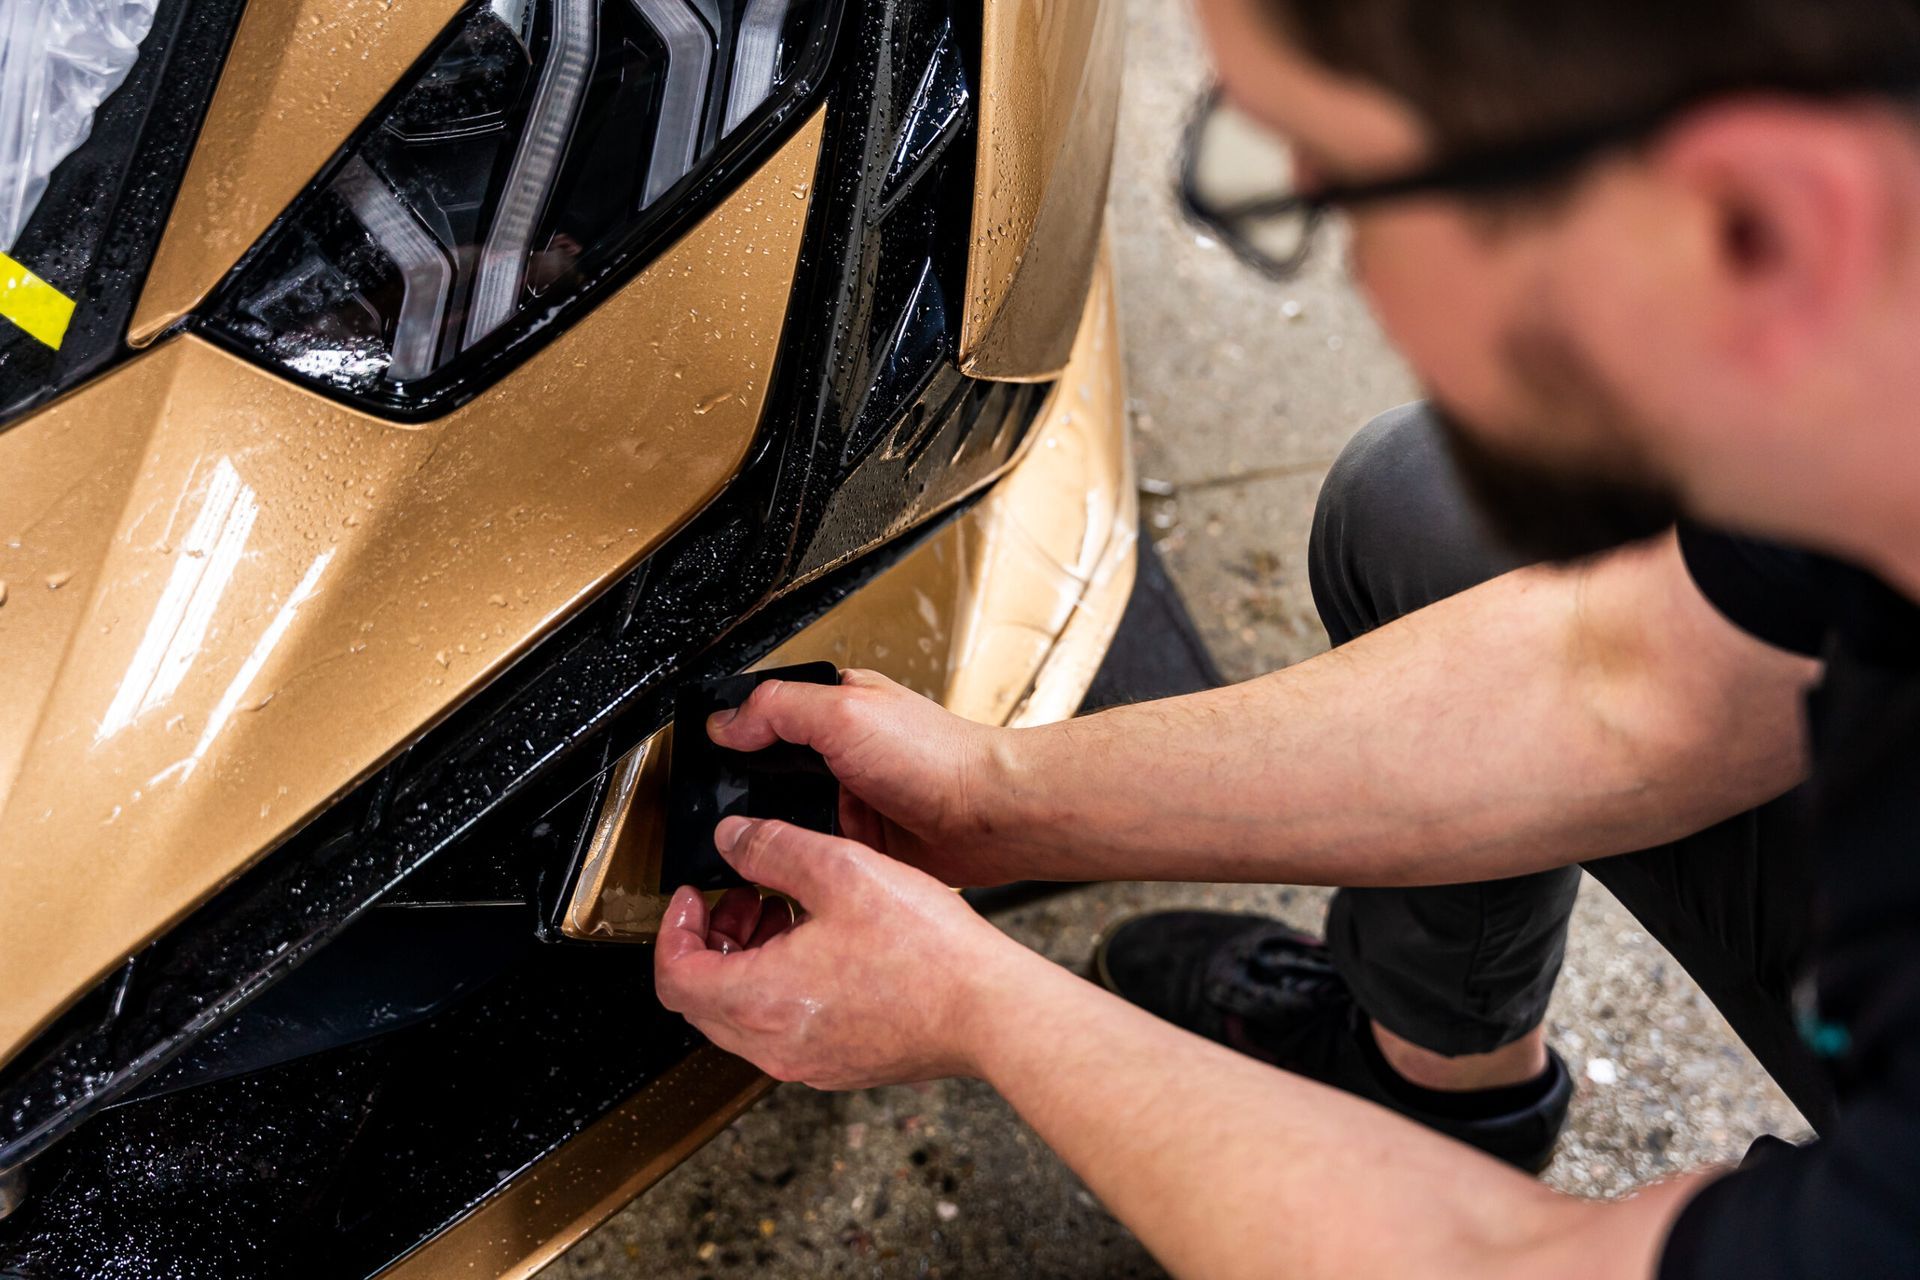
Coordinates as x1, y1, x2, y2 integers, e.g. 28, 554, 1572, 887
748, 896, 797, 947
714, 816, 862, 907
655, 886, 781, 1022
839, 790, 886, 849
654, 885, 711, 966
707, 677, 853, 752
709, 886, 763, 952
656, 886, 737, 1013
710, 675, 858, 750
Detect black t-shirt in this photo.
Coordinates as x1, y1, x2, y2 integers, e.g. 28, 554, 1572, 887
1659, 524, 1920, 1278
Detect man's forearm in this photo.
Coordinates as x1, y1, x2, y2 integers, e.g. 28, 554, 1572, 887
984, 536, 1814, 887
966, 951, 1701, 1280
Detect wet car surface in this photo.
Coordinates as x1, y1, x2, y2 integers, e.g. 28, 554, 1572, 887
0, 0, 1130, 1274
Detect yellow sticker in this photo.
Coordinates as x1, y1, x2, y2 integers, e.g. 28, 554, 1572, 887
0, 252, 75, 350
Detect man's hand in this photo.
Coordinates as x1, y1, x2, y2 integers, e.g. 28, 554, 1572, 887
653, 822, 1697, 1280
653, 815, 1034, 1089
707, 669, 1024, 886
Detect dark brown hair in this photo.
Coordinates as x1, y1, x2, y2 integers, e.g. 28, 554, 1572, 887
1260, 1, 1920, 152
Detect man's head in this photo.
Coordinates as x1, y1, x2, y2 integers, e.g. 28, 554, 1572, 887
1196, 0, 1920, 571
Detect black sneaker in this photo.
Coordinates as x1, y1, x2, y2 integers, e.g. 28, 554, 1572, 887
1093, 911, 1572, 1174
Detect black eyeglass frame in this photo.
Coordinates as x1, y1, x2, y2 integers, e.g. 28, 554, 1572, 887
1181, 69, 1920, 281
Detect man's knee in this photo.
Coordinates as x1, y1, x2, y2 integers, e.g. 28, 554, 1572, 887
1311, 404, 1450, 580
1309, 402, 1530, 642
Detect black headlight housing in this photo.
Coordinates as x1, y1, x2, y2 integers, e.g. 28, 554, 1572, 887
201, 0, 839, 417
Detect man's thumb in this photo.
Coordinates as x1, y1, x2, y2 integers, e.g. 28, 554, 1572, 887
713, 817, 861, 908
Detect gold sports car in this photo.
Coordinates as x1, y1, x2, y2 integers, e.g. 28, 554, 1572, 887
0, 0, 1140, 1274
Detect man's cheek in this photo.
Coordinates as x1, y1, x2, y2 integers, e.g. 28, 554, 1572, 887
1358, 225, 1517, 420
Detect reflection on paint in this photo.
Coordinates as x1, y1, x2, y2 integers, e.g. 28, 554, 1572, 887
186, 551, 335, 775
148, 549, 335, 789
97, 459, 258, 742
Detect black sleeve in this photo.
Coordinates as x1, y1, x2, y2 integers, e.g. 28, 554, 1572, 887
1658, 890, 1920, 1279
1658, 1058, 1920, 1276
1675, 522, 1840, 658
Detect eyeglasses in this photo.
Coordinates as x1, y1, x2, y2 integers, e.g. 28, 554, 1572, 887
1181, 70, 1920, 281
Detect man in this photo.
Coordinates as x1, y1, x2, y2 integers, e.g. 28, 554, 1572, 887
654, 0, 1920, 1273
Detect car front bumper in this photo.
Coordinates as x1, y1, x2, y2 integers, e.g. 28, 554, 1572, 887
380, 245, 1134, 1280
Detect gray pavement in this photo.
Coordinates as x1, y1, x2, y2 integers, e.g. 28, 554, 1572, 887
551, 3, 1809, 1274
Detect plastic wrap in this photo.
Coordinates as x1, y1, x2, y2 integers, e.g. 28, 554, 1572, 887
0, 0, 161, 253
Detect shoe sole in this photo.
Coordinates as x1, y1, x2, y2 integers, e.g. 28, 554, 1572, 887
1087, 916, 1135, 998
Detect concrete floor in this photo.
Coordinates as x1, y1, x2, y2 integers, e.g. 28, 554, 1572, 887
551, 2, 1809, 1274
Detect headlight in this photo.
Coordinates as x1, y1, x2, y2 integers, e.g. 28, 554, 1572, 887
202, 0, 838, 415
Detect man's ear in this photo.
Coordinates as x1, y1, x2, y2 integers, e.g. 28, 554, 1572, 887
1654, 102, 1893, 377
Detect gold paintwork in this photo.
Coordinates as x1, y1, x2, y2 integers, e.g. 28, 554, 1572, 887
129, 0, 468, 342
562, 249, 1132, 941
0, 111, 826, 1071
959, 0, 1124, 382
1, 0, 1134, 1257
561, 724, 677, 939
392, 249, 1133, 1279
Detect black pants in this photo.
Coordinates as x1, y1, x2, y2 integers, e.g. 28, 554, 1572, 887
1307, 403, 1836, 1132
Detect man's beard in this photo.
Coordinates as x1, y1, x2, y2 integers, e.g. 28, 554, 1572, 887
1434, 322, 1683, 565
